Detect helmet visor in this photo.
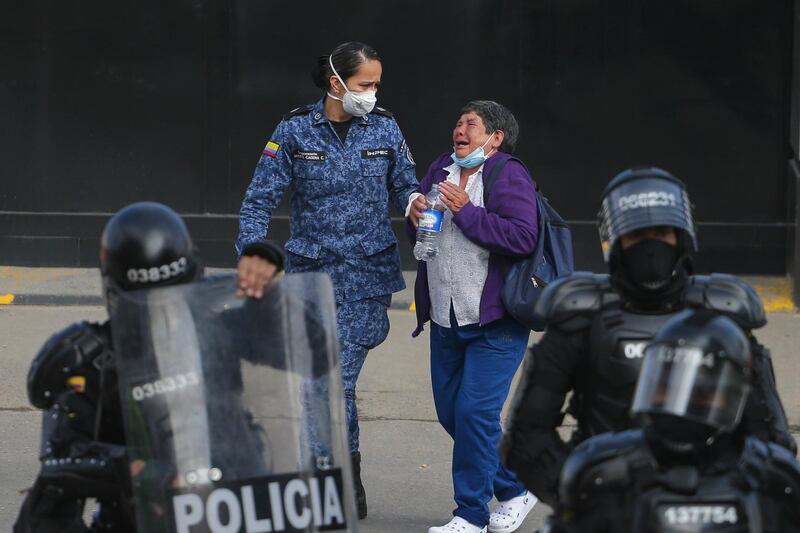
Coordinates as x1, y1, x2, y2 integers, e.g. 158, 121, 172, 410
632, 344, 748, 432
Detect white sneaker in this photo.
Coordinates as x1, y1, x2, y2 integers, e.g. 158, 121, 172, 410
428, 516, 488, 533
488, 491, 538, 533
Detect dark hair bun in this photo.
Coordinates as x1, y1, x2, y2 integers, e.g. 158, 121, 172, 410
311, 55, 330, 91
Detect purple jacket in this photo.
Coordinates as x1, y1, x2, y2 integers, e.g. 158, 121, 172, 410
408, 152, 539, 337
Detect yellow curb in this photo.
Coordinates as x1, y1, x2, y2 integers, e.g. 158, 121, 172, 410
0, 293, 15, 305
747, 277, 796, 313
409, 301, 416, 312
762, 295, 795, 313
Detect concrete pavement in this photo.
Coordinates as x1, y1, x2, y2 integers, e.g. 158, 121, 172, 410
0, 266, 795, 312
0, 267, 417, 309
1, 268, 799, 532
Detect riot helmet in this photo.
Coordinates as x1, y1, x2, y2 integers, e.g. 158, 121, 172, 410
632, 309, 752, 448
100, 202, 200, 293
598, 168, 697, 294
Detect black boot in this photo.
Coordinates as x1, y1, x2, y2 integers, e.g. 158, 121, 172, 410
351, 451, 367, 519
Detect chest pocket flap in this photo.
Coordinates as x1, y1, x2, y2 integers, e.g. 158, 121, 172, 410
361, 157, 390, 178
292, 149, 329, 181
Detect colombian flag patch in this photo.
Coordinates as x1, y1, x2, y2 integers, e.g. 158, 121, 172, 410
263, 141, 280, 158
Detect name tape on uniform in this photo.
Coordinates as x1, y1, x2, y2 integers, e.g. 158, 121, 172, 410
361, 148, 394, 159
171, 469, 347, 533
293, 150, 327, 162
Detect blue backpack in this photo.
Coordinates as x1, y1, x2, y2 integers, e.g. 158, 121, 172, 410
483, 157, 575, 331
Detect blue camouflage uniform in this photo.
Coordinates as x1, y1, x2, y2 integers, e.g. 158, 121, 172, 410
237, 97, 419, 452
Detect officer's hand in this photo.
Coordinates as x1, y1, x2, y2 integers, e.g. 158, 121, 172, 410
409, 195, 428, 227
439, 181, 470, 214
236, 255, 278, 299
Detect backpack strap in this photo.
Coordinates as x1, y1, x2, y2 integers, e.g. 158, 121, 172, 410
482, 156, 537, 206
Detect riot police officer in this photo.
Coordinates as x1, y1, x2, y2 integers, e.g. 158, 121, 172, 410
237, 41, 420, 518
544, 310, 800, 532
15, 202, 283, 532
499, 167, 795, 506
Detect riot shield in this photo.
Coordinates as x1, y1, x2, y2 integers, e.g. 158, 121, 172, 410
111, 273, 356, 533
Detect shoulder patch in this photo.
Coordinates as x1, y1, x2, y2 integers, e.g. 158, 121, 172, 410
370, 106, 393, 118
684, 274, 766, 330
400, 139, 416, 166
534, 272, 616, 331
262, 140, 280, 158
283, 104, 313, 120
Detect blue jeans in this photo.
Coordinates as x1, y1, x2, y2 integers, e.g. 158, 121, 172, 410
430, 309, 529, 527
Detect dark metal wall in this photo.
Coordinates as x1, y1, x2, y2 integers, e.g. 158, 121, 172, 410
789, 0, 800, 302
1, 0, 795, 274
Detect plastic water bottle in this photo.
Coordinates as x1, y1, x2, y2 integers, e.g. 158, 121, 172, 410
414, 183, 446, 261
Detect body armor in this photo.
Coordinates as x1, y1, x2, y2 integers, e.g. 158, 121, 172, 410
16, 321, 134, 533
538, 272, 789, 448
572, 304, 682, 441
501, 271, 796, 506
548, 431, 800, 533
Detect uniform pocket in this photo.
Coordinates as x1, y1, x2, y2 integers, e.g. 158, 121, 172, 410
292, 156, 327, 179
359, 159, 390, 204
293, 157, 346, 200
284, 238, 324, 272
360, 158, 390, 177
284, 237, 321, 259
337, 297, 391, 349
359, 223, 398, 257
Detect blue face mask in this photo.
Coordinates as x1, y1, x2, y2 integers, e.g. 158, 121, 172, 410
451, 132, 496, 168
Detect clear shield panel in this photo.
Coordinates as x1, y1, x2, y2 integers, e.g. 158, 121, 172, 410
111, 273, 355, 533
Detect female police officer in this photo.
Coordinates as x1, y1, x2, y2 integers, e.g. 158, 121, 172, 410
236, 41, 420, 519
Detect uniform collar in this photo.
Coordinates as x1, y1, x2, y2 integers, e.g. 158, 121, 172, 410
311, 97, 371, 127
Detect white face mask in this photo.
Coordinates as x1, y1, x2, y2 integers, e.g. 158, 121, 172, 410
326, 55, 377, 117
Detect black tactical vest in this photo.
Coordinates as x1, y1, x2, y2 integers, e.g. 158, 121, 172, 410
570, 302, 681, 441
536, 272, 786, 450
558, 432, 800, 533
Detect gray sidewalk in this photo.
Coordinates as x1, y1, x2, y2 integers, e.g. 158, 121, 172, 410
2, 269, 800, 531
3, 305, 800, 531
0, 266, 795, 313
0, 267, 417, 310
